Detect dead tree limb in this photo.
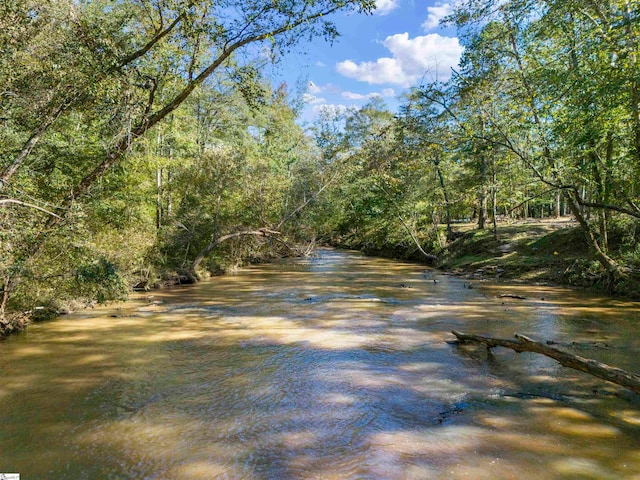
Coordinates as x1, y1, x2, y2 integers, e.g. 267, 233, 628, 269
451, 330, 640, 395
398, 215, 439, 265
191, 228, 280, 274
0, 198, 62, 218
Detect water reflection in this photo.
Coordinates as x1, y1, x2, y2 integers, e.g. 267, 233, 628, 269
1, 248, 640, 478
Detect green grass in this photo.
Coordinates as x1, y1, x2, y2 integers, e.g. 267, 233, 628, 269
441, 221, 588, 285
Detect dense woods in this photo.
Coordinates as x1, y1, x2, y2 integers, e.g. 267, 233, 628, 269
1, 0, 640, 334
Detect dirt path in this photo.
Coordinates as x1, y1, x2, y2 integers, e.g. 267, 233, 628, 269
443, 216, 583, 285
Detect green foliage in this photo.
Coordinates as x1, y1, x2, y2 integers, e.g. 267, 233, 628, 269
304, 0, 640, 294
149, 80, 319, 275
74, 258, 128, 304
0, 0, 375, 329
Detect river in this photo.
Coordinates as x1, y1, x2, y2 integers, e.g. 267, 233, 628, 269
1, 248, 640, 478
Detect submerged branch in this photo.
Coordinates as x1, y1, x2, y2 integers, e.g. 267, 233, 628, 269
451, 330, 640, 395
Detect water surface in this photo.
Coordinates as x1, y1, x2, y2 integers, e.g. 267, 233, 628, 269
2, 249, 640, 478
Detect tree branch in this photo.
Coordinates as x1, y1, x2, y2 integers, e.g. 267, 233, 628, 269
276, 169, 340, 230
0, 100, 70, 190
398, 215, 439, 264
191, 228, 280, 273
115, 6, 190, 69
507, 187, 559, 214
451, 330, 640, 395
575, 199, 640, 219
0, 199, 62, 218
1, 3, 193, 191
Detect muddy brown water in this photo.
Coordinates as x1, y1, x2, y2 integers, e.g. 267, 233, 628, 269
2, 248, 640, 479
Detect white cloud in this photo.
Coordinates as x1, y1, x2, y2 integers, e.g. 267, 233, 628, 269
422, 2, 454, 31
374, 0, 399, 15
315, 61, 327, 67
337, 58, 404, 85
302, 93, 326, 105
313, 104, 352, 116
307, 82, 341, 95
342, 91, 368, 100
341, 88, 396, 100
336, 32, 463, 87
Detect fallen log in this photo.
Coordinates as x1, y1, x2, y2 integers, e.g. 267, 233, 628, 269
545, 339, 611, 349
498, 294, 526, 299
451, 330, 640, 395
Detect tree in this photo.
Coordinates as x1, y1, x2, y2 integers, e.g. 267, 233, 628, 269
399, 84, 458, 240
0, 0, 376, 330
445, 0, 640, 286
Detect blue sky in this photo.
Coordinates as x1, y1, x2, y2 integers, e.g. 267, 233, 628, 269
269, 0, 463, 123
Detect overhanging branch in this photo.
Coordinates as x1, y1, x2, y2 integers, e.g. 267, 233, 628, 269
0, 199, 62, 219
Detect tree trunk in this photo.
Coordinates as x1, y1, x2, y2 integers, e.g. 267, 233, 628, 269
156, 167, 163, 230
491, 170, 498, 239
435, 160, 452, 240
565, 190, 619, 282
166, 167, 172, 217
0, 276, 9, 321
478, 155, 487, 230
624, 0, 640, 177
398, 216, 439, 265
506, 24, 619, 281
451, 330, 640, 395
478, 190, 487, 230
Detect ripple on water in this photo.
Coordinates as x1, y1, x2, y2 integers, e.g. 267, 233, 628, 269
2, 248, 640, 479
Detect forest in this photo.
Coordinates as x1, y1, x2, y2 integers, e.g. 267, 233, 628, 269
1, 0, 639, 335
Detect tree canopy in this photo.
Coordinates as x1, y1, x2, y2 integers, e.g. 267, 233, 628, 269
1, 0, 639, 334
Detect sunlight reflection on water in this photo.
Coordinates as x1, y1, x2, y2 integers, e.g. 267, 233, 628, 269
1, 248, 640, 478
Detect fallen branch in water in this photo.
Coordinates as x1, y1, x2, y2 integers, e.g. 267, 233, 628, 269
451, 330, 640, 395
546, 339, 611, 349
498, 293, 526, 299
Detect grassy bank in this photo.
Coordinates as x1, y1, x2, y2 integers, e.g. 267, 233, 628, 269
440, 217, 640, 298
327, 216, 640, 298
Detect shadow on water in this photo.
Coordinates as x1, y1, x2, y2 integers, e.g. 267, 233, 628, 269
2, 248, 640, 479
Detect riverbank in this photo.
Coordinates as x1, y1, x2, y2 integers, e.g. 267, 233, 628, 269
0, 244, 305, 338
335, 216, 640, 299
3, 217, 637, 339
441, 217, 640, 299
441, 217, 587, 284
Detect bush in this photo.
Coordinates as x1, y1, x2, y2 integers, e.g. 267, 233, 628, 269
74, 258, 128, 303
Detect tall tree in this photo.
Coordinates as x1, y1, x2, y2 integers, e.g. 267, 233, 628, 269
446, 0, 640, 285
0, 0, 375, 329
